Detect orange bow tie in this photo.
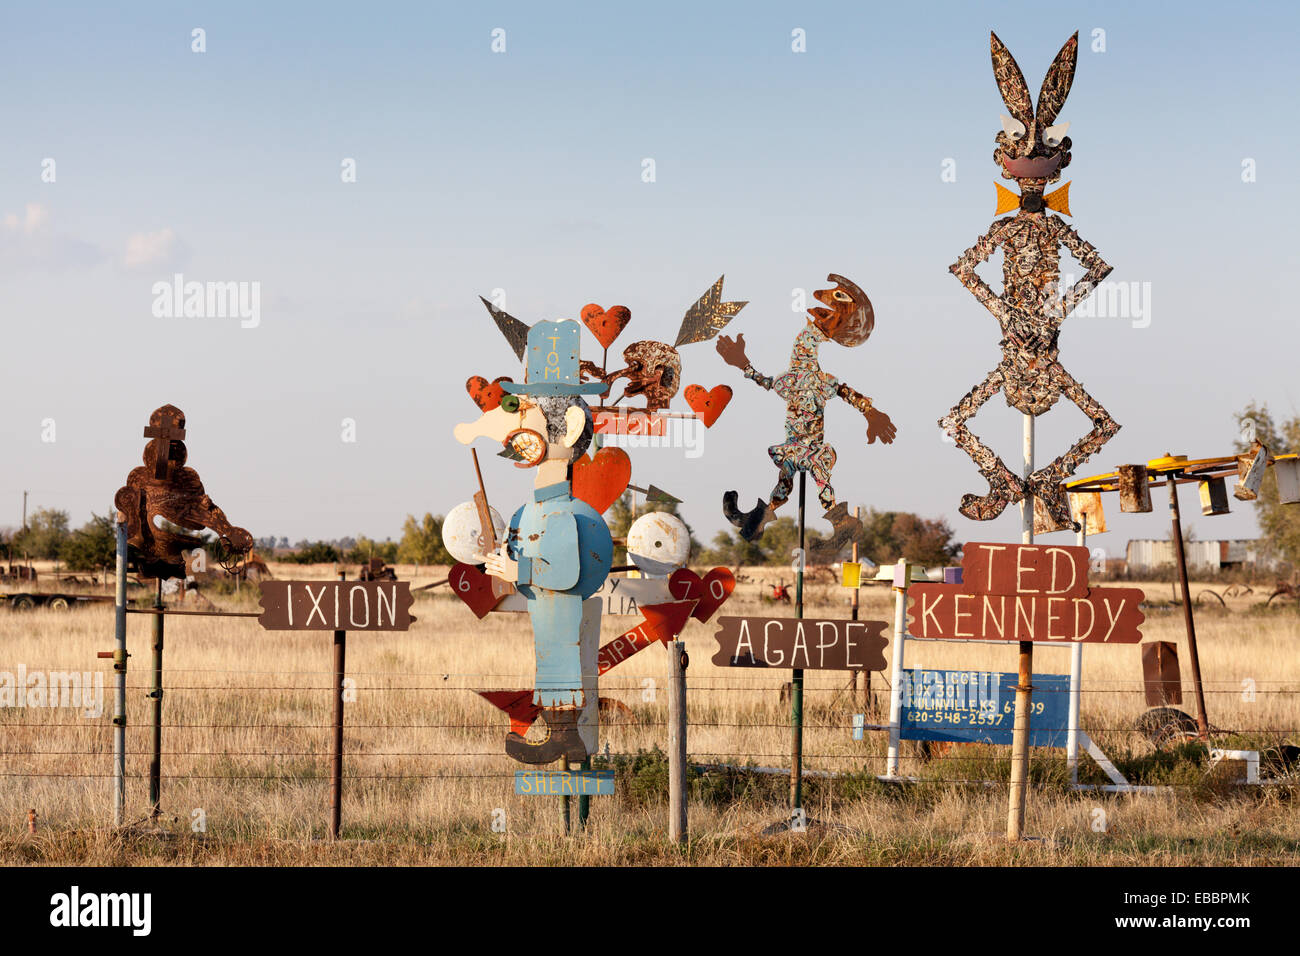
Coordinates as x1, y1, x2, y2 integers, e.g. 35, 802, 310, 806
995, 181, 1071, 216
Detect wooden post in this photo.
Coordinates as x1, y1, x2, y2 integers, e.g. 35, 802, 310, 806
1167, 474, 1209, 738
1007, 414, 1034, 842
668, 639, 688, 843
789, 473, 806, 813
329, 569, 346, 840
148, 578, 164, 821
1067, 522, 1086, 784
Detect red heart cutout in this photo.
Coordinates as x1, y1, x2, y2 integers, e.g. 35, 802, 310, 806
466, 376, 513, 412
571, 446, 631, 514
668, 566, 736, 622
580, 303, 632, 351
684, 384, 732, 428
450, 562, 504, 619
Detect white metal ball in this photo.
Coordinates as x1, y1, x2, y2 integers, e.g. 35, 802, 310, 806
627, 512, 691, 576
442, 500, 507, 565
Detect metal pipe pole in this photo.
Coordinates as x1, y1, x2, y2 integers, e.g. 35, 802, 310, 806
1007, 414, 1034, 841
148, 577, 164, 821
329, 569, 346, 840
850, 506, 863, 710
885, 562, 910, 778
1067, 523, 1086, 784
561, 755, 571, 836
789, 473, 806, 811
112, 512, 128, 827
1167, 474, 1209, 738
668, 639, 688, 843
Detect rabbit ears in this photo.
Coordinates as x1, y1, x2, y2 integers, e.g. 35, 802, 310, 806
990, 32, 1079, 128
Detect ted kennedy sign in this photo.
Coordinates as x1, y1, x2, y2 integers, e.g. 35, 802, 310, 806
906, 542, 1145, 644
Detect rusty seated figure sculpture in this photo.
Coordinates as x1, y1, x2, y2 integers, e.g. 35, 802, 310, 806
113, 404, 253, 579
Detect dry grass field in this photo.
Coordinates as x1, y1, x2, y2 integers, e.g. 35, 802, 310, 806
2, 560, 1298, 866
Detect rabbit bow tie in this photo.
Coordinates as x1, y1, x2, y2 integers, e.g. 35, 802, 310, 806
995, 181, 1071, 216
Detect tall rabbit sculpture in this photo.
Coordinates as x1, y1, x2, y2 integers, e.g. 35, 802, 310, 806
940, 32, 1118, 529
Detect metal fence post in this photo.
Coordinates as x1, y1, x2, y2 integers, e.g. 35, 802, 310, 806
112, 512, 128, 827
329, 569, 346, 840
149, 579, 164, 821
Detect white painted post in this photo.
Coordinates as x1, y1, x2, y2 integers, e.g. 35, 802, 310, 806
886, 563, 910, 778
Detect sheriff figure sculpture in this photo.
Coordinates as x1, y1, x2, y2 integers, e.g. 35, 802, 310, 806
453, 320, 613, 764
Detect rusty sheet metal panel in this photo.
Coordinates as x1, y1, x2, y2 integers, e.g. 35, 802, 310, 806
1117, 464, 1152, 513
710, 616, 888, 670
1199, 476, 1231, 516
1142, 641, 1182, 706
257, 581, 414, 631
1275, 458, 1300, 505
907, 541, 1144, 644
1234, 441, 1269, 501
1068, 491, 1107, 535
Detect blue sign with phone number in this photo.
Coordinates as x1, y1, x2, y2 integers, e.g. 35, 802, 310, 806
898, 669, 1070, 748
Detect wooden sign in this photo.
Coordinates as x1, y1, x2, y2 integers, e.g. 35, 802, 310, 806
710, 616, 888, 670
907, 542, 1144, 644
257, 580, 415, 631
515, 770, 614, 796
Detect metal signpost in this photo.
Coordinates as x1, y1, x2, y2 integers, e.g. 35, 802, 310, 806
258, 578, 415, 840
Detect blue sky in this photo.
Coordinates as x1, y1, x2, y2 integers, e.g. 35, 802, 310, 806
2, 1, 1296, 555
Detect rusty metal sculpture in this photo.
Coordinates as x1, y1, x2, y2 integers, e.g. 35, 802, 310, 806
939, 32, 1118, 529
716, 273, 896, 542
113, 404, 252, 579
571, 278, 747, 415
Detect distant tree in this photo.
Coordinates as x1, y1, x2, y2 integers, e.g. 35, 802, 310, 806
283, 541, 342, 565
61, 513, 116, 572
396, 514, 452, 565
12, 508, 71, 560
1235, 403, 1300, 570
699, 528, 766, 568
855, 508, 960, 566
346, 535, 398, 564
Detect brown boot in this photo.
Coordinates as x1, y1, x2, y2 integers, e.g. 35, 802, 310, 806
504, 706, 588, 765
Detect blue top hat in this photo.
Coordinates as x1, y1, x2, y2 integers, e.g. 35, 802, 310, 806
501, 320, 608, 396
